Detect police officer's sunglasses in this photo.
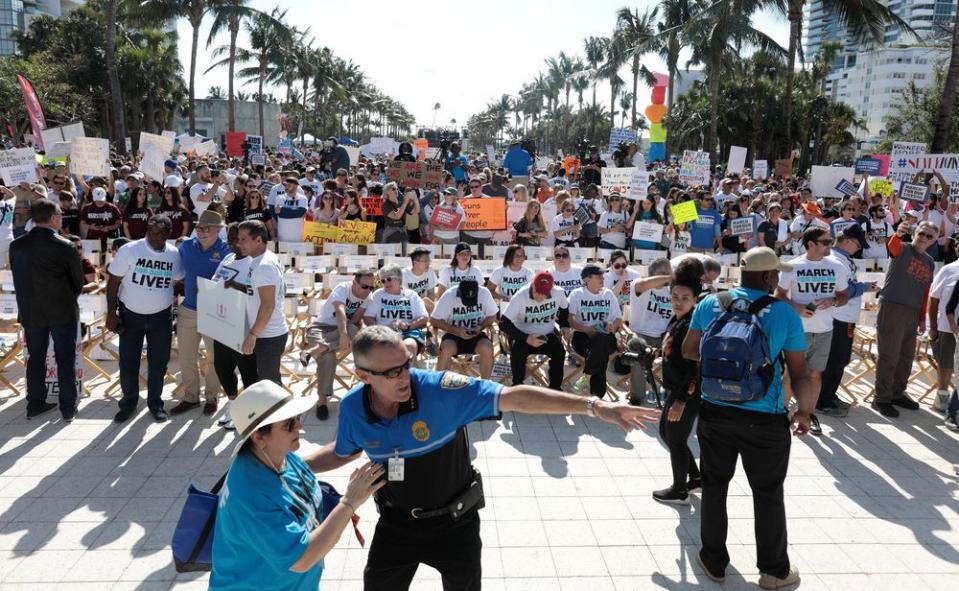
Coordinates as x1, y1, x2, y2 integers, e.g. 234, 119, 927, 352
358, 358, 411, 379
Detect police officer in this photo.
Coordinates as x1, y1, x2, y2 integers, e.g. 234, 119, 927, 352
304, 325, 658, 591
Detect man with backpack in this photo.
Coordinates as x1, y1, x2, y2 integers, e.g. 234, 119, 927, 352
682, 246, 816, 590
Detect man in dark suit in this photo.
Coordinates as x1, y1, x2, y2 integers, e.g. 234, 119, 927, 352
9, 198, 85, 421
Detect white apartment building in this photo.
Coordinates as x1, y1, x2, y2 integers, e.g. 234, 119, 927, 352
0, 0, 85, 55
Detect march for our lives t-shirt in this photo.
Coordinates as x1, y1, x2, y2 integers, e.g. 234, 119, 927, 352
550, 266, 583, 296
630, 285, 672, 338
568, 286, 621, 329
431, 286, 498, 329
777, 254, 849, 334
364, 287, 427, 326
109, 239, 184, 314
690, 208, 721, 250
403, 268, 438, 297
437, 265, 485, 289
317, 281, 370, 326
690, 287, 806, 414
488, 266, 533, 300
503, 285, 568, 335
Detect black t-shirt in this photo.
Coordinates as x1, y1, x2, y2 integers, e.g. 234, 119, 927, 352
481, 184, 510, 198
243, 206, 270, 224
661, 312, 699, 400
757, 220, 778, 249
382, 197, 412, 228
581, 159, 606, 186
60, 207, 80, 236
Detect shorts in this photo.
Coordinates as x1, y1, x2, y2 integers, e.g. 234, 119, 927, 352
805, 331, 832, 373
441, 333, 491, 355
402, 328, 426, 355
934, 331, 956, 370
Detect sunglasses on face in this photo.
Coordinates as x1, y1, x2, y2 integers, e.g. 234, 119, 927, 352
554, 253, 569, 259
358, 358, 411, 379
917, 232, 937, 240
357, 283, 374, 291
469, 184, 481, 189
816, 239, 833, 246
613, 263, 627, 270
281, 414, 303, 432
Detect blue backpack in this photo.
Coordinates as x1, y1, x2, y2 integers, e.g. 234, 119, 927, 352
699, 293, 780, 403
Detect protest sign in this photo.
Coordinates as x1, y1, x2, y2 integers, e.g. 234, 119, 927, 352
278, 138, 293, 155
869, 178, 893, 198
225, 132, 246, 157
729, 216, 753, 236
889, 153, 959, 198
632, 221, 664, 243
161, 130, 176, 139
198, 278, 247, 353
361, 196, 383, 216
46, 141, 71, 160
679, 151, 710, 186
247, 135, 263, 153
250, 153, 266, 167
486, 144, 495, 164
369, 136, 395, 154
302, 222, 341, 244
810, 165, 854, 198
61, 122, 84, 141
752, 160, 768, 179
0, 148, 38, 185
855, 157, 882, 176
414, 138, 429, 160
40, 122, 85, 152
572, 204, 592, 226
344, 146, 360, 165
774, 158, 793, 179
139, 132, 175, 181
337, 219, 376, 243
178, 135, 201, 153
601, 166, 634, 196
889, 141, 929, 184
124, 137, 132, 153
461, 198, 507, 231
70, 137, 110, 177
628, 167, 648, 200
834, 179, 859, 197
506, 201, 527, 224
425, 147, 441, 160
899, 181, 930, 203
727, 146, 747, 174
195, 141, 218, 157
535, 156, 550, 170
608, 127, 636, 151
386, 161, 444, 189
671, 200, 699, 225
429, 207, 463, 231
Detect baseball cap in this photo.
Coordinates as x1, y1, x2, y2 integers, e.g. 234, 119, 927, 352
164, 175, 182, 188
453, 242, 472, 257
532, 271, 554, 296
164, 159, 177, 170
741, 247, 793, 273
230, 380, 317, 457
443, 187, 457, 195
581, 264, 604, 279
92, 187, 107, 202
836, 224, 868, 250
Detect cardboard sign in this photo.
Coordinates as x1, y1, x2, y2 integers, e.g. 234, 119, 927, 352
869, 178, 893, 198
855, 157, 882, 175
0, 148, 38, 185
414, 138, 429, 160
386, 160, 444, 189
302, 221, 341, 244
628, 168, 649, 200
247, 135, 263, 153
601, 167, 635, 196
429, 207, 463, 231
899, 181, 930, 203
729, 216, 753, 236
460, 197, 507, 231
337, 219, 376, 244
361, 196, 383, 216
753, 160, 768, 179
139, 131, 175, 180
572, 204, 592, 226
679, 150, 710, 186
727, 146, 747, 174
70, 137, 110, 178
834, 179, 859, 197
632, 221, 664, 243
225, 131, 246, 157
774, 158, 793, 179
195, 140, 218, 157
250, 154, 266, 166
810, 165, 854, 198
671, 200, 699, 225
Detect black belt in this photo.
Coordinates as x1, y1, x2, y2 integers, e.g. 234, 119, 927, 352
380, 468, 485, 521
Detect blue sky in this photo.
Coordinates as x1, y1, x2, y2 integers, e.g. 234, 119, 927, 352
180, 0, 791, 130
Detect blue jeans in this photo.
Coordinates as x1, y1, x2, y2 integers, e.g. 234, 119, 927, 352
24, 324, 78, 413
118, 306, 173, 413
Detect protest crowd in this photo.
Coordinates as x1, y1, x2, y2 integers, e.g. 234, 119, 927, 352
3, 131, 959, 590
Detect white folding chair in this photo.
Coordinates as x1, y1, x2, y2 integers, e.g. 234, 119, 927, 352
525, 246, 552, 261
486, 245, 509, 261
299, 255, 335, 273
326, 243, 359, 258
369, 243, 401, 259
0, 294, 23, 396
567, 247, 593, 264
339, 255, 379, 274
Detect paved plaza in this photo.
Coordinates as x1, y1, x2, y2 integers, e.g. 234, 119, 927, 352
0, 356, 957, 591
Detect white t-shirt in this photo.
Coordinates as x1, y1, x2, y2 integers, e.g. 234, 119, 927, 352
431, 285, 498, 329
189, 182, 228, 217
603, 268, 641, 306
777, 254, 850, 334
930, 260, 959, 331
437, 265, 485, 289
861, 219, 892, 259
238, 249, 287, 338
549, 214, 578, 241
364, 287, 427, 326
828, 252, 862, 324
0, 197, 14, 250
488, 266, 533, 301
598, 210, 628, 248
550, 266, 583, 296
789, 214, 828, 255
403, 268, 438, 297
275, 194, 309, 243
109, 239, 184, 314
317, 281, 370, 326
630, 285, 672, 339
568, 286, 622, 329
299, 177, 322, 196
503, 285, 568, 336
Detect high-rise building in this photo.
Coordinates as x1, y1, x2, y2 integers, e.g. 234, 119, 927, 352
0, 0, 85, 56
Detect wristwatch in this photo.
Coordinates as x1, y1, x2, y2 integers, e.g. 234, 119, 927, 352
585, 396, 601, 418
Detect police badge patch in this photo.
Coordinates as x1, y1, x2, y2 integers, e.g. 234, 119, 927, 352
440, 371, 471, 390
412, 420, 430, 442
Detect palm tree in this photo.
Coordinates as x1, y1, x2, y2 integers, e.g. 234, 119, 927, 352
583, 36, 606, 113
619, 91, 634, 127
207, 86, 224, 99
656, 0, 692, 110
597, 35, 626, 132
615, 6, 659, 129
105, 0, 127, 152
431, 102, 441, 128
931, 15, 959, 151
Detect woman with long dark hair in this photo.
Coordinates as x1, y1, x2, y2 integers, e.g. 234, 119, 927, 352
156, 186, 191, 238
122, 186, 153, 239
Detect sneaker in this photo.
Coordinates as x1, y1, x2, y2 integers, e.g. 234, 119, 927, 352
687, 477, 702, 492
891, 396, 919, 411
114, 408, 135, 423
299, 350, 311, 367
933, 389, 950, 412
871, 401, 899, 418
221, 419, 236, 431
316, 404, 330, 421
696, 552, 725, 583
758, 565, 800, 589
834, 399, 852, 410
169, 401, 200, 416
26, 402, 58, 420
218, 406, 232, 426
61, 406, 77, 423
818, 405, 848, 418
652, 486, 689, 505
944, 415, 958, 431
152, 409, 169, 423
809, 414, 822, 436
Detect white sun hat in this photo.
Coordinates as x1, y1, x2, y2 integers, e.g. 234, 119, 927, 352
230, 379, 317, 456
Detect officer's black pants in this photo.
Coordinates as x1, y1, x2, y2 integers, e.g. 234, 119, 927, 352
818, 319, 854, 409
697, 401, 792, 579
658, 393, 701, 491
572, 331, 618, 397
510, 332, 565, 390
364, 508, 482, 591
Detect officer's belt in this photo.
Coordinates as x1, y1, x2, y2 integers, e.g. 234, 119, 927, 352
381, 467, 484, 521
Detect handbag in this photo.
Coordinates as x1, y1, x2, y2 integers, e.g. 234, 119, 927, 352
171, 473, 226, 573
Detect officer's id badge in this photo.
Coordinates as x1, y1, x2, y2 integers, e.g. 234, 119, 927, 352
388, 449, 404, 482
441, 371, 472, 390
412, 420, 430, 442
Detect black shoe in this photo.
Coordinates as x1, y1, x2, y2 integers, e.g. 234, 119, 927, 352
299, 351, 311, 367
61, 406, 77, 423
26, 402, 58, 420
152, 409, 169, 423
890, 396, 919, 410
871, 401, 899, 418
809, 414, 822, 436
169, 401, 200, 416
687, 477, 702, 492
652, 486, 689, 505
114, 408, 135, 423
315, 404, 329, 421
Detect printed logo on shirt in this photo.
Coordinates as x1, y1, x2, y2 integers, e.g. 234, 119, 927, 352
555, 278, 581, 295
577, 298, 613, 323
522, 300, 558, 324
794, 268, 838, 294
377, 297, 414, 320
131, 257, 175, 289
647, 292, 672, 320
441, 371, 471, 389
345, 298, 364, 318
406, 276, 430, 295
450, 304, 484, 328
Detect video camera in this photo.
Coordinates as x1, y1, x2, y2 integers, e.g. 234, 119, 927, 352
575, 137, 591, 161
520, 137, 536, 158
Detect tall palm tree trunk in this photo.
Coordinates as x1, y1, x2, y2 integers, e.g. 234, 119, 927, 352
258, 61, 266, 138
707, 57, 720, 163
932, 13, 959, 151
784, 0, 802, 159
188, 19, 200, 135
631, 55, 639, 129
228, 22, 239, 131
610, 85, 616, 133
105, 0, 127, 153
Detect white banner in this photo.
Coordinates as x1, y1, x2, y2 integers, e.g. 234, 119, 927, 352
70, 137, 110, 178
727, 146, 747, 174
0, 148, 39, 185
197, 277, 249, 353
679, 150, 710, 186
753, 160, 768, 179
632, 221, 663, 243
194, 140, 218, 157
139, 132, 175, 181
810, 165, 854, 199
343, 145, 360, 165
369, 136, 395, 155
601, 167, 635, 196
627, 167, 648, 200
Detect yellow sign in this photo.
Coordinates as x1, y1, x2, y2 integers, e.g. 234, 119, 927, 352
337, 219, 376, 244
302, 222, 340, 244
870, 179, 893, 198
671, 200, 699, 225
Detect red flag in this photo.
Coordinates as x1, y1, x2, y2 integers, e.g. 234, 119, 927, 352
17, 74, 46, 149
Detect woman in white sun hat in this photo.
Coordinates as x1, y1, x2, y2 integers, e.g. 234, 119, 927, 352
210, 379, 384, 590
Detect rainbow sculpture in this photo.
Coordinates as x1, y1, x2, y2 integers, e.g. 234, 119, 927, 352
644, 72, 669, 163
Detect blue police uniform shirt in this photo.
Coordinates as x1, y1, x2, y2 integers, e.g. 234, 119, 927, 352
210, 452, 325, 591
690, 208, 722, 250
690, 287, 806, 414
179, 236, 232, 310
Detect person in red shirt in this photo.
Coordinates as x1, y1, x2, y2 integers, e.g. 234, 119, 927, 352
80, 187, 122, 245
122, 187, 153, 240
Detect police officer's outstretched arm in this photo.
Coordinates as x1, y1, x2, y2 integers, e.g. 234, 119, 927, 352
499, 385, 659, 432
